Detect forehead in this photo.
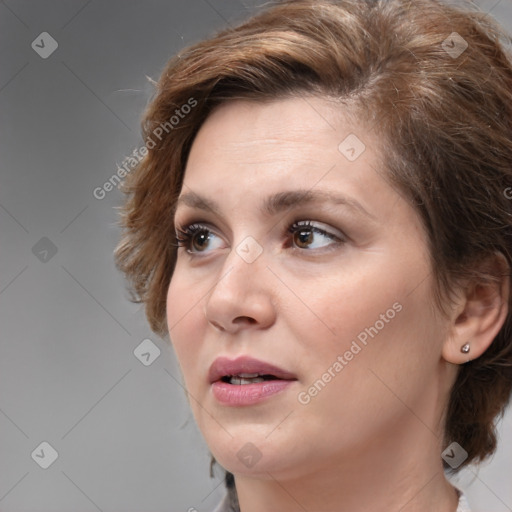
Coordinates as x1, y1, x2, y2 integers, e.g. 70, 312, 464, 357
183, 96, 383, 195
188, 97, 347, 158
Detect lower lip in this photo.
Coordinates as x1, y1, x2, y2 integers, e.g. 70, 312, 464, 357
211, 380, 296, 406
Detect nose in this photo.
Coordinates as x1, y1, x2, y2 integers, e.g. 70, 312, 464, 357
203, 246, 276, 334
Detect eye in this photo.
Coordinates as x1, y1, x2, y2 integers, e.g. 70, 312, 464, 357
174, 223, 225, 254
173, 220, 344, 255
287, 220, 343, 250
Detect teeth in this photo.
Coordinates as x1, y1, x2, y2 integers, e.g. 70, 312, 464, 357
237, 373, 260, 378
229, 376, 265, 385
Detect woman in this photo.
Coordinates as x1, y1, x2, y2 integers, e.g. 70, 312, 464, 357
114, 0, 512, 510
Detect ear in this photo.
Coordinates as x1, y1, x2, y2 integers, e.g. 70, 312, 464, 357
442, 252, 510, 365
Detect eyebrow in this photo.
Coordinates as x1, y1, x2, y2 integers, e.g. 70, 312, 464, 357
174, 189, 376, 220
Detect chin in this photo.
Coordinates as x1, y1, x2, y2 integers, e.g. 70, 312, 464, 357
206, 429, 311, 481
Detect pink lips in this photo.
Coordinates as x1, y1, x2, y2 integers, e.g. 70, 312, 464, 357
208, 356, 298, 406
208, 356, 297, 383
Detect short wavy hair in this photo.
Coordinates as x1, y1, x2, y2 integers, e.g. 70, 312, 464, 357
115, 0, 512, 489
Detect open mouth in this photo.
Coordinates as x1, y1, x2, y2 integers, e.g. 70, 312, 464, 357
211, 367, 297, 405
220, 373, 282, 385
208, 355, 298, 399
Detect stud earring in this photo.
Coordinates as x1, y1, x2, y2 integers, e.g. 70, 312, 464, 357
461, 343, 470, 354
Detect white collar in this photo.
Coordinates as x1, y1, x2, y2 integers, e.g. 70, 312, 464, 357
457, 489, 471, 512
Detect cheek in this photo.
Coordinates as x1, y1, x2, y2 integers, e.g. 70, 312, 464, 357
292, 282, 441, 447
294, 250, 439, 389
166, 271, 205, 385
292, 261, 410, 348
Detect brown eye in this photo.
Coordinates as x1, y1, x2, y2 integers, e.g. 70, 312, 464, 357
288, 221, 342, 250
191, 230, 211, 251
294, 228, 315, 249
175, 223, 225, 254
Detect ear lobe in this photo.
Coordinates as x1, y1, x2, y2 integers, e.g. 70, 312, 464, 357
442, 252, 510, 365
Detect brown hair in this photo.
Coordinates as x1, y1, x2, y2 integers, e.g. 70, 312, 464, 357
115, 0, 512, 498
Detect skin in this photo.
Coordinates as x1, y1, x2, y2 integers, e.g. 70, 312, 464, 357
166, 96, 507, 512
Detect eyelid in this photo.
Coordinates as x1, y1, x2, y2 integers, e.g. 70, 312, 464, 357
173, 222, 224, 258
174, 222, 227, 253
174, 217, 228, 241
175, 221, 215, 234
290, 219, 345, 241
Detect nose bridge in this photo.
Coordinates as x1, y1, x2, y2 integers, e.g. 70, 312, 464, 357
217, 233, 267, 296
204, 233, 274, 329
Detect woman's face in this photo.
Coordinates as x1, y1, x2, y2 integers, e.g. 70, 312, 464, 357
167, 96, 454, 479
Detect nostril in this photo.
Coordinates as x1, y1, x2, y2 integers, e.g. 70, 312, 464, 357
234, 316, 257, 325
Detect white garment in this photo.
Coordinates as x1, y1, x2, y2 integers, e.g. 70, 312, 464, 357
457, 489, 471, 512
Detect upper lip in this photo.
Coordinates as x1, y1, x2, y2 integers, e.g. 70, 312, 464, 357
208, 356, 297, 384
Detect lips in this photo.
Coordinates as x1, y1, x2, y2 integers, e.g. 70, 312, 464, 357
208, 356, 297, 384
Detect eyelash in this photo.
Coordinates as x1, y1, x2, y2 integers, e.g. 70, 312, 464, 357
173, 220, 344, 254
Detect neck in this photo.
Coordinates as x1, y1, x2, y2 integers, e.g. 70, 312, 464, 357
233, 418, 459, 512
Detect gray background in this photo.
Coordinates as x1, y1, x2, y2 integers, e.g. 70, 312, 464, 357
0, 0, 511, 511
